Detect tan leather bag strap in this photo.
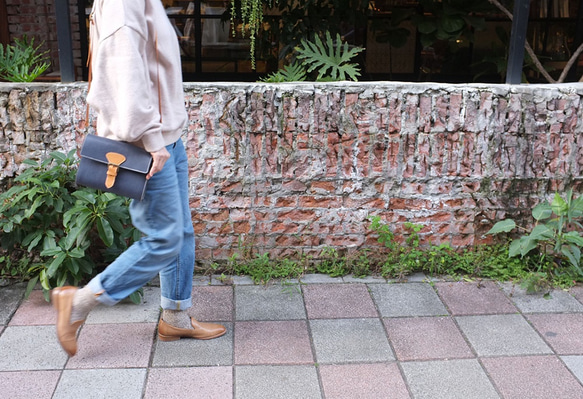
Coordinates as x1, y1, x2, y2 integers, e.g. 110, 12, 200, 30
86, 13, 162, 129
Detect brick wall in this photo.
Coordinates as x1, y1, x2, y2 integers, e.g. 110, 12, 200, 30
5, 0, 83, 79
1, 82, 582, 265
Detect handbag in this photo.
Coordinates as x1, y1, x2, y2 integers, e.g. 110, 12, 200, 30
76, 22, 160, 201
76, 135, 152, 200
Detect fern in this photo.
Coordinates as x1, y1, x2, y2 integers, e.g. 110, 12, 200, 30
295, 32, 364, 82
0, 36, 50, 82
260, 62, 307, 82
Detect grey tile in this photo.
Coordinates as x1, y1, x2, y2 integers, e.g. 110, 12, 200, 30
85, 286, 161, 324
300, 274, 344, 284
235, 285, 305, 320
562, 356, 583, 385
402, 359, 499, 399
152, 322, 233, 367
235, 365, 320, 399
0, 371, 60, 399
53, 369, 146, 399
0, 286, 25, 325
310, 318, 394, 364
0, 326, 68, 371
456, 314, 552, 356
500, 282, 583, 313
66, 323, 156, 369
144, 367, 233, 399
342, 275, 387, 283
482, 356, 583, 399
369, 283, 448, 317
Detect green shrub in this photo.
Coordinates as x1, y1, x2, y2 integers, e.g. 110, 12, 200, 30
487, 190, 583, 283
0, 151, 139, 301
0, 35, 50, 82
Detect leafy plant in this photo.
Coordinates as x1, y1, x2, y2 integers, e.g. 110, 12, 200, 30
0, 151, 139, 301
0, 35, 50, 82
487, 190, 583, 279
260, 62, 307, 82
316, 246, 347, 277
295, 31, 364, 81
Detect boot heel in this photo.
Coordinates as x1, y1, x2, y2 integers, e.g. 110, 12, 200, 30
158, 333, 180, 342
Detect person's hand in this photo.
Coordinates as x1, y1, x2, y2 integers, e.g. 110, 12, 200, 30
146, 147, 170, 180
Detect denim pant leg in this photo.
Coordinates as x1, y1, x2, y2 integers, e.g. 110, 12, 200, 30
88, 140, 194, 309
159, 139, 194, 310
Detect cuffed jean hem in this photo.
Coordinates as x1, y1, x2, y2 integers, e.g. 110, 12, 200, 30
160, 296, 192, 311
87, 276, 119, 307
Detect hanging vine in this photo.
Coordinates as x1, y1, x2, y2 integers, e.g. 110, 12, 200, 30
230, 0, 274, 69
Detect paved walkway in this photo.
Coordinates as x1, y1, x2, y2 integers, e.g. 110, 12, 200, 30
2, 273, 583, 398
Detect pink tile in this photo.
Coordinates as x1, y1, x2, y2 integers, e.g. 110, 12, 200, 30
9, 290, 56, 326
436, 281, 517, 315
144, 367, 232, 399
190, 285, 233, 322
570, 285, 583, 304
66, 323, 156, 368
384, 316, 474, 361
235, 321, 313, 365
303, 284, 378, 319
482, 356, 583, 399
0, 371, 60, 399
527, 314, 583, 354
320, 363, 409, 399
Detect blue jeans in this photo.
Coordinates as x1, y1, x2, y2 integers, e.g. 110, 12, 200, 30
87, 139, 194, 310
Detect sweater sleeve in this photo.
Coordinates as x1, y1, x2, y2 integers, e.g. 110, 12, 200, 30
87, 26, 165, 152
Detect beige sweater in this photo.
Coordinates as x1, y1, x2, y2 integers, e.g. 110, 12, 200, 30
86, 0, 187, 152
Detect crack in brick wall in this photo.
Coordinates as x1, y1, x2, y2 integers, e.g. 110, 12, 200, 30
1, 82, 582, 264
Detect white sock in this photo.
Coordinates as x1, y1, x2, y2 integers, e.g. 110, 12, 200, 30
162, 309, 193, 329
70, 285, 99, 322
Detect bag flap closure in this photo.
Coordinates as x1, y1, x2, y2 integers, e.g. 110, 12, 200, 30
80, 134, 152, 174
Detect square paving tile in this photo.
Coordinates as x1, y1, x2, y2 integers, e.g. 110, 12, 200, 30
53, 368, 146, 399
569, 285, 583, 304
0, 326, 68, 370
562, 356, 583, 384
435, 281, 517, 315
144, 367, 233, 399
482, 356, 583, 399
9, 290, 56, 326
235, 365, 321, 399
191, 285, 233, 321
527, 314, 583, 354
235, 320, 313, 365
369, 283, 448, 317
235, 285, 306, 320
319, 363, 409, 399
310, 318, 394, 364
86, 287, 161, 324
66, 323, 156, 368
401, 359, 499, 399
0, 285, 25, 325
384, 316, 474, 361
303, 283, 378, 319
0, 371, 61, 399
152, 322, 233, 367
456, 314, 552, 356
500, 283, 583, 313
